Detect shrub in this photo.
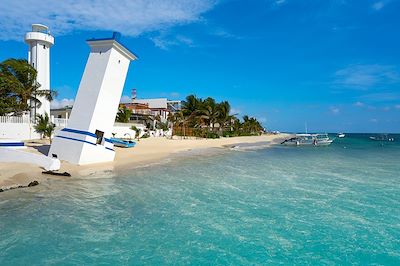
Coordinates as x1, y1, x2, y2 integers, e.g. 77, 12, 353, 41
206, 132, 220, 139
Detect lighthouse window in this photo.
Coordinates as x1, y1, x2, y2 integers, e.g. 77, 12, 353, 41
43, 45, 46, 49
95, 130, 104, 145
118, 60, 120, 64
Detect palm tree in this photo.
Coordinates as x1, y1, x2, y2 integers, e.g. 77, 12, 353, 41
181, 94, 201, 117
34, 113, 55, 143
199, 97, 220, 131
217, 100, 236, 132
130, 125, 141, 140
173, 110, 191, 137
116, 106, 132, 123
0, 59, 56, 116
242, 115, 263, 135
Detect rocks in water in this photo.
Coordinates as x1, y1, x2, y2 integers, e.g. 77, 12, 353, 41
42, 171, 71, 177
0, 180, 39, 192
28, 181, 39, 187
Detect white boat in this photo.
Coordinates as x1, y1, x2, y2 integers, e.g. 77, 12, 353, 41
337, 133, 345, 138
281, 133, 334, 146
369, 134, 394, 142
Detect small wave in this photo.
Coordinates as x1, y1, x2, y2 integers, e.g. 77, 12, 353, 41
226, 141, 273, 151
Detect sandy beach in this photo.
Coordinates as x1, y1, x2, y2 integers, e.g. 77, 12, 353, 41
0, 134, 289, 191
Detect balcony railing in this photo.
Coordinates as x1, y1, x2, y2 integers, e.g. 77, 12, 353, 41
0, 115, 33, 124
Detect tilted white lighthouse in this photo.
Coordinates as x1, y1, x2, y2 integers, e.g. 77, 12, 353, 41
48, 32, 137, 165
25, 24, 54, 119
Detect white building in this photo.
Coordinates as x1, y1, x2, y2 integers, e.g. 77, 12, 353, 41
48, 32, 137, 165
129, 98, 181, 122
25, 24, 54, 118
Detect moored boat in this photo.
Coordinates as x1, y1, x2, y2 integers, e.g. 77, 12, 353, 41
281, 133, 334, 146
109, 138, 136, 148
369, 134, 394, 142
337, 133, 345, 138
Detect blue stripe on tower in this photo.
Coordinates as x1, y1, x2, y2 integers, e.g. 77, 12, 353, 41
61, 128, 97, 138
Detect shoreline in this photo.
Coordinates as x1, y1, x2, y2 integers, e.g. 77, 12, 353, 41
0, 134, 289, 192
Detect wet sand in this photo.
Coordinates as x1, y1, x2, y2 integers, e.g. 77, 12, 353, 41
0, 134, 288, 191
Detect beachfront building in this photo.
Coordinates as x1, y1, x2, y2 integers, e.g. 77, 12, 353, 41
49, 32, 137, 165
51, 106, 72, 119
120, 98, 181, 124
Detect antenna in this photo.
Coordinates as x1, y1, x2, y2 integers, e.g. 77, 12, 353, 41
305, 122, 308, 134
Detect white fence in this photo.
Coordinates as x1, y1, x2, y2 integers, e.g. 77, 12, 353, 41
0, 115, 38, 140
0, 115, 33, 124
1, 115, 167, 140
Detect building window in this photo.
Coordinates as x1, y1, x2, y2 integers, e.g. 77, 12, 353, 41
58, 115, 62, 118
43, 45, 46, 49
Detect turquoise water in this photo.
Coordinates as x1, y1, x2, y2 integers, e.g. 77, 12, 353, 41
1, 134, 399, 265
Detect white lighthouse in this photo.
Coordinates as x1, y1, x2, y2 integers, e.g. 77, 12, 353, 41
48, 32, 137, 165
25, 24, 54, 119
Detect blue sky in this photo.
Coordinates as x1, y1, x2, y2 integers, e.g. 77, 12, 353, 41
1, 0, 399, 132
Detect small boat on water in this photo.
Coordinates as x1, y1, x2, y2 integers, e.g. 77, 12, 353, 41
337, 133, 345, 138
109, 138, 136, 148
369, 134, 394, 142
281, 133, 334, 146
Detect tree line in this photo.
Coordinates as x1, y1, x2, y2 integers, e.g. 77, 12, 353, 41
170, 95, 264, 138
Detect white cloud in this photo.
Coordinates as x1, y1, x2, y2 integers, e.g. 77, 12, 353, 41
0, 0, 217, 41
334, 64, 400, 89
150, 33, 197, 50
210, 28, 241, 39
395, 104, 400, 110
330, 107, 340, 115
230, 108, 241, 115
360, 92, 400, 102
170, 92, 180, 98
370, 118, 378, 123
160, 92, 181, 98
51, 98, 74, 109
274, 0, 286, 6
354, 101, 365, 107
372, 1, 386, 10
120, 95, 132, 103
257, 117, 267, 123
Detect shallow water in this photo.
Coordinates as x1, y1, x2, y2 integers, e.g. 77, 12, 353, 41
1, 134, 399, 264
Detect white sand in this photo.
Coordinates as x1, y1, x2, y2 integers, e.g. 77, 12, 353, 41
0, 134, 289, 190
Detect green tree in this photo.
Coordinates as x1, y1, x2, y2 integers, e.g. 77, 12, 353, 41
181, 94, 202, 117
199, 97, 220, 131
242, 115, 263, 135
130, 125, 141, 140
116, 106, 132, 123
34, 113, 55, 143
0, 59, 56, 116
217, 100, 236, 132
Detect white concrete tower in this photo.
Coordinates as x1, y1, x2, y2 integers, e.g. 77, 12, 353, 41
49, 32, 137, 165
24, 24, 54, 118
